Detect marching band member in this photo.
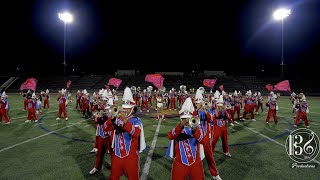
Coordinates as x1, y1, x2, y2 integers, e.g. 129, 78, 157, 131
23, 90, 32, 110
113, 90, 119, 106
37, 92, 43, 115
224, 93, 234, 126
103, 87, 146, 180
241, 90, 256, 121
265, 94, 278, 124
193, 89, 221, 179
167, 97, 206, 180
156, 92, 165, 120
43, 89, 50, 109
81, 89, 91, 118
211, 95, 232, 158
25, 92, 38, 123
90, 90, 107, 153
134, 86, 141, 107
290, 92, 296, 104
56, 89, 68, 120
140, 89, 149, 112
153, 90, 158, 109
294, 95, 309, 128
75, 90, 82, 110
231, 90, 241, 121
169, 88, 177, 110
0, 91, 10, 124
255, 92, 264, 114
89, 98, 112, 175
147, 86, 153, 109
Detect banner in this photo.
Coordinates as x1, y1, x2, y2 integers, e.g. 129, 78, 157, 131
203, 79, 217, 88
66, 80, 72, 89
107, 78, 122, 88
219, 84, 224, 91
20, 78, 38, 91
265, 84, 274, 92
145, 74, 165, 89
273, 80, 291, 92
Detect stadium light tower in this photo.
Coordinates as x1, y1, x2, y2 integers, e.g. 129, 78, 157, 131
273, 8, 291, 78
58, 12, 73, 77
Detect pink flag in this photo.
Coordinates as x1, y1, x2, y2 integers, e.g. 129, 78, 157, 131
20, 78, 38, 91
66, 80, 72, 89
219, 85, 224, 91
107, 78, 122, 88
145, 74, 165, 89
265, 84, 274, 92
273, 80, 291, 92
203, 79, 217, 88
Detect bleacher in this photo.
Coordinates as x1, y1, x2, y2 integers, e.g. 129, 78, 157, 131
2, 74, 320, 96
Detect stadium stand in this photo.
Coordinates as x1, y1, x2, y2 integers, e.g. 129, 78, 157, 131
2, 74, 319, 96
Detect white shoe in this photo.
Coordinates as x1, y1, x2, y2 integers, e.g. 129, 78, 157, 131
35, 120, 38, 123
293, 125, 297, 128
5, 122, 11, 124
306, 126, 310, 128
65, 118, 68, 121
25, 120, 31, 123
213, 175, 222, 180
224, 152, 232, 158
89, 167, 99, 175
230, 123, 234, 126
251, 119, 256, 121
147, 110, 149, 112
56, 118, 60, 120
90, 148, 98, 153
266, 122, 269, 124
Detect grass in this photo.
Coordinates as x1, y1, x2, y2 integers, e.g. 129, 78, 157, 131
0, 94, 319, 180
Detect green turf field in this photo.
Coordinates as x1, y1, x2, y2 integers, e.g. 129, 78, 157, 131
0, 94, 319, 180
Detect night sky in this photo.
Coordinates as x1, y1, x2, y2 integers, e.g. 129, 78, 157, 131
3, 0, 320, 77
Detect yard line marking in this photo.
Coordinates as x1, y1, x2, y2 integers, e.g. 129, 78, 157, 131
264, 127, 276, 132
0, 121, 82, 153
309, 122, 320, 126
50, 123, 59, 126
285, 129, 293, 132
235, 121, 320, 165
11, 115, 28, 120
141, 118, 162, 180
84, 124, 91, 128
235, 121, 284, 146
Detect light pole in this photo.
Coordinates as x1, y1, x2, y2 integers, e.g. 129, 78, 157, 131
58, 12, 73, 77
273, 8, 291, 78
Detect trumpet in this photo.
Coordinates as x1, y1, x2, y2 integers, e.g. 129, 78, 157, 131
203, 101, 211, 110
93, 110, 107, 117
110, 105, 126, 117
188, 116, 200, 128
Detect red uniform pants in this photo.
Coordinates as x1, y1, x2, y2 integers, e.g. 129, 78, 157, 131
109, 154, 139, 180
295, 112, 308, 126
171, 158, 204, 180
266, 109, 277, 124
212, 126, 228, 153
